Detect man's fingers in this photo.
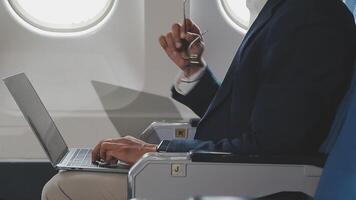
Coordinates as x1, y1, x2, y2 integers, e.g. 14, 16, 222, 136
159, 35, 168, 50
184, 32, 202, 43
92, 139, 114, 161
99, 142, 118, 160
183, 19, 201, 36
183, 32, 204, 51
105, 149, 127, 163
105, 151, 117, 162
166, 32, 175, 51
160, 35, 181, 62
91, 137, 133, 162
172, 23, 182, 49
91, 140, 104, 162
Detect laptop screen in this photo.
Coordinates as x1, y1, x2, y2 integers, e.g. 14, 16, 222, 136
3, 73, 68, 165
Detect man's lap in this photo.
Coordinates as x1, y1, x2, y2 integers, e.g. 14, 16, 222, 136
42, 171, 127, 200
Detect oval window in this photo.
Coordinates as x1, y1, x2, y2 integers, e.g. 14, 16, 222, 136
221, 0, 251, 30
8, 0, 115, 32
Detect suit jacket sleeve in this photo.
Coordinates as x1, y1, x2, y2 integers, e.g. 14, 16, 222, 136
166, 19, 355, 154
171, 67, 220, 118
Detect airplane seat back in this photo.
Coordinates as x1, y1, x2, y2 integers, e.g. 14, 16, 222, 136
313, 61, 356, 200
318, 0, 356, 154
299, 4, 356, 195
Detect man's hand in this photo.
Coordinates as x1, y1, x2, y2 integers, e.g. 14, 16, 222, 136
91, 136, 157, 166
159, 19, 206, 77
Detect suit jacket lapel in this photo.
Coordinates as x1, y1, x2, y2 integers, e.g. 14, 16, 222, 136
199, 0, 284, 123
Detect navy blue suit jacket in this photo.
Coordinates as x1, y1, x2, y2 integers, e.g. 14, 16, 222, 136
167, 0, 356, 154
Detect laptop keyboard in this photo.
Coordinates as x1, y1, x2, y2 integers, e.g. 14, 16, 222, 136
67, 149, 95, 167
65, 148, 129, 169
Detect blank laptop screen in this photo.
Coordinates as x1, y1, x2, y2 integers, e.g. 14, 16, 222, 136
3, 73, 68, 165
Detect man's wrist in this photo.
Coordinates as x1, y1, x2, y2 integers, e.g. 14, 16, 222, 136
174, 65, 207, 95
183, 58, 206, 77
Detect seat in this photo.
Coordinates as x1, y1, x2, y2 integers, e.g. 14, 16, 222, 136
312, 71, 356, 199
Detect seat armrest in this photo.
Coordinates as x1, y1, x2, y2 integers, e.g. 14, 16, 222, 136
128, 153, 322, 200
139, 120, 198, 144
189, 151, 327, 168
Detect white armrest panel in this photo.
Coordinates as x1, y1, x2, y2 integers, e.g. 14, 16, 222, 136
128, 153, 322, 200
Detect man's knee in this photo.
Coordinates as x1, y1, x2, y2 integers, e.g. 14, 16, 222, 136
42, 173, 69, 200
42, 171, 127, 200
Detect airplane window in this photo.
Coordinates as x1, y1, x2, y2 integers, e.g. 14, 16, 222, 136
221, 0, 251, 30
8, 0, 115, 32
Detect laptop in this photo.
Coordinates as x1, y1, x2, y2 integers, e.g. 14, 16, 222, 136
3, 73, 129, 173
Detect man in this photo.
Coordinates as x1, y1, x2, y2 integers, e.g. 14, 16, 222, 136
42, 0, 356, 199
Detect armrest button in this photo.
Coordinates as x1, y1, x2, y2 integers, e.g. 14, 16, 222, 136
171, 163, 186, 177
175, 128, 187, 139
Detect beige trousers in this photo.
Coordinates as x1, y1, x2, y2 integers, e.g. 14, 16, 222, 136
41, 171, 127, 200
